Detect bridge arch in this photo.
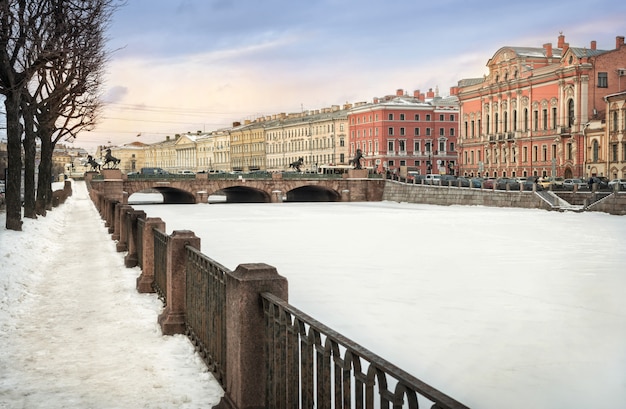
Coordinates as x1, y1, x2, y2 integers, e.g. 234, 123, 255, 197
285, 185, 341, 202
128, 186, 196, 204
215, 186, 272, 203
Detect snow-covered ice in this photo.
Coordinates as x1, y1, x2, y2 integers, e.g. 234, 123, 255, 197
132, 192, 626, 409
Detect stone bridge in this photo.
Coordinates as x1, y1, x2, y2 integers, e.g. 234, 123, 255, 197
87, 169, 385, 204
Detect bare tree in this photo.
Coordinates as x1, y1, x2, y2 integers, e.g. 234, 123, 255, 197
0, 0, 116, 229
0, 1, 57, 230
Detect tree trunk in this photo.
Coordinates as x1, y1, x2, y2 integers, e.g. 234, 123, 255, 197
22, 109, 37, 219
36, 135, 54, 215
4, 94, 23, 231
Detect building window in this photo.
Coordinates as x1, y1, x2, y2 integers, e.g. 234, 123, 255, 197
504, 111, 508, 132
388, 140, 394, 152
450, 114, 455, 121
552, 144, 557, 159
439, 114, 444, 121
533, 110, 539, 131
567, 143, 572, 160
400, 113, 405, 121
568, 99, 575, 126
388, 113, 393, 120
388, 127, 393, 136
414, 141, 420, 152
513, 110, 517, 131
426, 114, 431, 121
552, 107, 557, 129
439, 128, 444, 136
400, 127, 405, 136
415, 114, 420, 121
612, 143, 618, 162
486, 114, 490, 134
425, 128, 431, 136
524, 108, 529, 131
532, 146, 538, 162
449, 142, 455, 152
495, 112, 499, 133
414, 127, 420, 136
543, 109, 548, 130
612, 111, 619, 132
450, 128, 455, 136
593, 140, 599, 162
439, 140, 445, 152
399, 140, 406, 152
598, 72, 608, 88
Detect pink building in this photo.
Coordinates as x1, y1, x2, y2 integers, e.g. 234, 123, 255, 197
457, 34, 626, 179
348, 88, 459, 175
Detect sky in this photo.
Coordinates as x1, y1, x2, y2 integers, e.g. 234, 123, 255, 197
58, 0, 626, 152
0, 181, 625, 408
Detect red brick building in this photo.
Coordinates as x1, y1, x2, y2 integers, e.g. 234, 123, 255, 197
348, 88, 459, 175
457, 34, 626, 179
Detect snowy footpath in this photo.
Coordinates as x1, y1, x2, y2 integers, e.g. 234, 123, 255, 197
0, 181, 223, 408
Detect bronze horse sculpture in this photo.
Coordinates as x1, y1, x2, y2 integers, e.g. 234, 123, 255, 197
103, 148, 121, 169
288, 157, 304, 172
349, 149, 364, 169
85, 155, 101, 171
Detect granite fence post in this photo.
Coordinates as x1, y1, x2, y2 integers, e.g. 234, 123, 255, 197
158, 230, 200, 336
136, 217, 166, 293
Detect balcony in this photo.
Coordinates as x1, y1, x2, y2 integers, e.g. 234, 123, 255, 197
557, 126, 571, 136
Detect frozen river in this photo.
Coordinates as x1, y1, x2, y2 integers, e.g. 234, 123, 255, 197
133, 196, 626, 409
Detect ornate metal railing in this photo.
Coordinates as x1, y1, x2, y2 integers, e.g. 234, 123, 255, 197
136, 218, 145, 268
153, 228, 168, 303
261, 292, 469, 409
184, 246, 228, 384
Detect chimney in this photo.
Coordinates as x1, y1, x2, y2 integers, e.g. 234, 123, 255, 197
414, 90, 420, 98
617, 36, 625, 49
395, 89, 403, 96
373, 97, 379, 104
557, 33, 565, 48
590, 40, 597, 50
426, 88, 435, 99
543, 43, 553, 57
232, 121, 241, 127
449, 86, 459, 96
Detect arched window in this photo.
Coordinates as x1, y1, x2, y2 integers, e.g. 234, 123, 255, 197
524, 108, 529, 131
593, 140, 599, 162
568, 99, 575, 127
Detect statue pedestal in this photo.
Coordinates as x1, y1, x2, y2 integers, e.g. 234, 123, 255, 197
101, 169, 122, 180
346, 169, 368, 179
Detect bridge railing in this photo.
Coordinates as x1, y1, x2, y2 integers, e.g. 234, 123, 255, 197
102, 199, 470, 409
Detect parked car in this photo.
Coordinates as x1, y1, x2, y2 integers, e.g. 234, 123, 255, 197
457, 177, 482, 188
482, 178, 496, 189
440, 175, 458, 186
563, 178, 586, 190
177, 169, 195, 175
424, 174, 442, 185
608, 178, 626, 190
495, 178, 520, 190
140, 167, 169, 176
538, 177, 564, 189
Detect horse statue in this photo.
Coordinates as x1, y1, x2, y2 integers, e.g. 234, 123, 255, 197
103, 148, 121, 169
288, 157, 304, 172
84, 155, 101, 172
349, 149, 364, 169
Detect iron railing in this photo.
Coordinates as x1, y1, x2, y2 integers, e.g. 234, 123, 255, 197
136, 218, 145, 268
184, 246, 228, 384
153, 228, 168, 303
261, 292, 469, 409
